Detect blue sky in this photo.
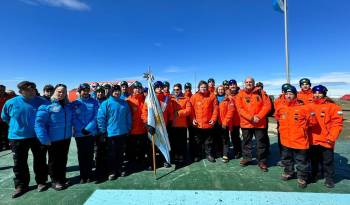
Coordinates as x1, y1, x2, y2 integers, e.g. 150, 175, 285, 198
0, 0, 349, 96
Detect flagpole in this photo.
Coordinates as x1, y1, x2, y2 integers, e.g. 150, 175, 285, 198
152, 133, 157, 177
284, 0, 290, 83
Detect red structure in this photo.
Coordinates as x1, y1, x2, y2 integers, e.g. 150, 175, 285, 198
341, 94, 350, 101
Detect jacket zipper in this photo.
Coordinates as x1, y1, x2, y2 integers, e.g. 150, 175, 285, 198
64, 108, 67, 140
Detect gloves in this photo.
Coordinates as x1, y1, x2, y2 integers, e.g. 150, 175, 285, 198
81, 128, 90, 136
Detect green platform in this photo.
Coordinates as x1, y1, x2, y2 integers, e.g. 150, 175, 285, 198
1, 136, 350, 205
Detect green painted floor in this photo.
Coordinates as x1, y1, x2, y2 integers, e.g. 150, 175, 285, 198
1, 136, 350, 205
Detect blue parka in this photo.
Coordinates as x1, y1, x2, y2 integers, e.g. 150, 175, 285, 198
1, 96, 48, 140
35, 100, 82, 145
97, 96, 132, 137
72, 97, 99, 137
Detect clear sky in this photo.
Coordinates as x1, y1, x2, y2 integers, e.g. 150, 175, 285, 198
0, 0, 349, 96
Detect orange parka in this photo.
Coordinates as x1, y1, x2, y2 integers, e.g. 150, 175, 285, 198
229, 94, 241, 127
275, 99, 314, 149
190, 91, 219, 129
126, 93, 146, 135
308, 98, 343, 149
171, 95, 192, 128
235, 88, 271, 128
142, 92, 174, 125
218, 96, 235, 128
184, 91, 192, 98
208, 87, 215, 94
297, 89, 314, 105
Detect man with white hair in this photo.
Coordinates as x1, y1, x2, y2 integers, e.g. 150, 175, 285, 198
235, 77, 271, 172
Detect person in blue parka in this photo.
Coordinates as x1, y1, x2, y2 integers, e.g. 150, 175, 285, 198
72, 83, 99, 183
35, 84, 82, 191
97, 84, 132, 180
1, 81, 49, 198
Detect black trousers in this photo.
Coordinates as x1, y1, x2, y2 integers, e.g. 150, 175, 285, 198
310, 145, 335, 182
75, 136, 94, 180
0, 122, 9, 149
107, 135, 127, 175
126, 133, 149, 163
218, 126, 229, 157
170, 127, 187, 161
188, 125, 196, 160
11, 138, 48, 188
95, 134, 108, 178
48, 138, 71, 184
194, 128, 214, 158
213, 123, 223, 157
281, 146, 309, 180
231, 126, 242, 156
241, 128, 268, 163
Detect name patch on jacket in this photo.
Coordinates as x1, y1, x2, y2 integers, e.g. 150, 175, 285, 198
51, 105, 61, 113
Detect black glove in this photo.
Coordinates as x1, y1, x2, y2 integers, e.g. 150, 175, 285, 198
81, 128, 90, 136
147, 125, 156, 135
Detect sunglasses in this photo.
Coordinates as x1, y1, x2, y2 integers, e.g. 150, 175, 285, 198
173, 88, 180, 91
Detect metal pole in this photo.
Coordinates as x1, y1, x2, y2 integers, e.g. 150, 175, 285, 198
284, 0, 290, 83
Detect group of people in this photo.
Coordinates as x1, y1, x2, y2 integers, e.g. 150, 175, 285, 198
0, 76, 343, 198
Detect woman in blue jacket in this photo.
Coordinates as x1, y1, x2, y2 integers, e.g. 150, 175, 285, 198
97, 84, 131, 180
72, 83, 99, 183
35, 84, 82, 191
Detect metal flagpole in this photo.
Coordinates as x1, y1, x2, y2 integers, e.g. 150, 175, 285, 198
284, 0, 290, 83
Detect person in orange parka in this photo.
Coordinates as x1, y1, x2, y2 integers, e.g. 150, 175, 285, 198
228, 79, 242, 159
235, 77, 271, 171
297, 78, 313, 104
190, 80, 219, 163
208, 78, 215, 94
275, 85, 315, 189
184, 82, 193, 98
216, 85, 234, 163
162, 81, 171, 97
274, 83, 293, 166
141, 81, 174, 168
308, 85, 343, 188
126, 81, 150, 170
0, 84, 13, 150
184, 82, 197, 161
170, 83, 192, 165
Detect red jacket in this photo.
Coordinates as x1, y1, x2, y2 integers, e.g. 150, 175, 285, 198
142, 92, 174, 125
308, 98, 343, 149
171, 95, 192, 128
218, 96, 235, 128
235, 88, 271, 128
184, 91, 192, 98
190, 92, 219, 129
126, 94, 146, 135
275, 99, 314, 149
297, 89, 313, 105
229, 95, 240, 127
0, 94, 12, 122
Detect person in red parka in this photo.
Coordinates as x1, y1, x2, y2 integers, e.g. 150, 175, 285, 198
142, 81, 174, 168
308, 85, 343, 188
216, 85, 234, 163
126, 81, 150, 171
190, 80, 219, 163
228, 79, 242, 159
170, 83, 192, 165
0, 84, 12, 150
297, 78, 313, 105
275, 85, 315, 189
235, 77, 271, 171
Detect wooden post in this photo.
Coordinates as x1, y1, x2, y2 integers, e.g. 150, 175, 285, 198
152, 134, 157, 177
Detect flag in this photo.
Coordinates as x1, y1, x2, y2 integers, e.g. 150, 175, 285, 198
144, 73, 171, 163
273, 0, 284, 13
